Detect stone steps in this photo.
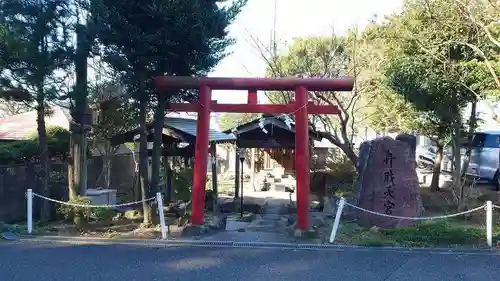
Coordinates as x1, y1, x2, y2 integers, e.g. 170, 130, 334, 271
246, 200, 286, 232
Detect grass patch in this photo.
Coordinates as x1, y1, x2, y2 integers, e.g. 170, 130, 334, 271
0, 222, 26, 234
382, 221, 485, 247
0, 221, 56, 235
336, 220, 496, 248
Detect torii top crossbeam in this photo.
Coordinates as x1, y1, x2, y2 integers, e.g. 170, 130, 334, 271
154, 76, 354, 91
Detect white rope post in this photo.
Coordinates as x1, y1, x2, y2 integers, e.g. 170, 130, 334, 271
486, 201, 493, 247
329, 197, 346, 243
27, 189, 33, 234
156, 192, 167, 240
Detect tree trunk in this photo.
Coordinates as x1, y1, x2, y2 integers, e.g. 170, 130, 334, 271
138, 96, 151, 225
461, 99, 477, 184
103, 144, 113, 189
80, 135, 88, 193
73, 133, 88, 195
105, 157, 111, 189
250, 148, 256, 191
452, 122, 463, 208
73, 133, 82, 192
36, 96, 50, 221
150, 93, 166, 221
344, 145, 359, 168
165, 157, 173, 202
130, 149, 140, 201
430, 144, 443, 191
73, 23, 90, 196
68, 135, 76, 199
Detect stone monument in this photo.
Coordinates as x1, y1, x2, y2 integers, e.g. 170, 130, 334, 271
355, 134, 422, 228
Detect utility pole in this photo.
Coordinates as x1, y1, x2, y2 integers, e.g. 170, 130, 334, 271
272, 0, 278, 58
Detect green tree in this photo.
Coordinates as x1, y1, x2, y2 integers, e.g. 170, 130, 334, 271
0, 0, 73, 219
218, 113, 260, 131
0, 23, 7, 72
0, 23, 32, 117
355, 24, 422, 136
92, 0, 247, 224
379, 0, 499, 205
453, 0, 500, 95
385, 53, 470, 192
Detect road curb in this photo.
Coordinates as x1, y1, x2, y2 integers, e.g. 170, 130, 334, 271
14, 235, 500, 255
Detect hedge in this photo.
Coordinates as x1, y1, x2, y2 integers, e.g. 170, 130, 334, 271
0, 126, 70, 165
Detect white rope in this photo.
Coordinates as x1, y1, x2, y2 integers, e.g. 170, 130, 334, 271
493, 204, 500, 210
32, 193, 155, 209
342, 200, 485, 220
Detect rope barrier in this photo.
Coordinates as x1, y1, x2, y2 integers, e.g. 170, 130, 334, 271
31, 192, 155, 209
329, 197, 493, 245
26, 189, 168, 239
340, 198, 486, 220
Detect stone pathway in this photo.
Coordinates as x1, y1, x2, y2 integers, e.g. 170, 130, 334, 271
246, 198, 287, 233
201, 191, 294, 243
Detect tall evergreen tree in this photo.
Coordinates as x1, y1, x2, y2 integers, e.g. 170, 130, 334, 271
0, 0, 73, 219
92, 0, 247, 224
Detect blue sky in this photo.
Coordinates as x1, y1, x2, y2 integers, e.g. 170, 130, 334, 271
209, 0, 404, 104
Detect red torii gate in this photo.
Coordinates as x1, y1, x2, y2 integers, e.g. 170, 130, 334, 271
154, 76, 354, 230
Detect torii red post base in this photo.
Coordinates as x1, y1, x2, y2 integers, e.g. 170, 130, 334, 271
154, 76, 354, 230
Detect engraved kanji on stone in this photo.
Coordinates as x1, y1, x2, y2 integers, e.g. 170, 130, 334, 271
383, 150, 396, 167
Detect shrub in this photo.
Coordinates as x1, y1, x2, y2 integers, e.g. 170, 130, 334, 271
172, 168, 192, 201
0, 140, 39, 164
92, 208, 116, 222
325, 154, 358, 184
58, 196, 93, 221
58, 196, 117, 223
28, 125, 70, 159
48, 170, 66, 186
172, 168, 213, 201
320, 150, 359, 196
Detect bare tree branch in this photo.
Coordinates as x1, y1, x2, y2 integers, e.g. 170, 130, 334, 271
454, 0, 500, 49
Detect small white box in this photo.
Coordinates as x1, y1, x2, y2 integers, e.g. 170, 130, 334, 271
86, 189, 117, 206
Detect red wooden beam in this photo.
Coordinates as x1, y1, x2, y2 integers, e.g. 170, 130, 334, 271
247, 90, 257, 104
295, 86, 310, 230
154, 76, 354, 91
167, 102, 340, 115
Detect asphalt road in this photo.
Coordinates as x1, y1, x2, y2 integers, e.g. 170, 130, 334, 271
1, 241, 500, 281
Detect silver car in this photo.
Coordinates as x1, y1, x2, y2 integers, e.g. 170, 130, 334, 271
441, 131, 500, 188
417, 131, 500, 189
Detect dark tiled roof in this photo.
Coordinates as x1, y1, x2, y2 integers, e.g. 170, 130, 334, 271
222, 115, 321, 140
165, 117, 235, 143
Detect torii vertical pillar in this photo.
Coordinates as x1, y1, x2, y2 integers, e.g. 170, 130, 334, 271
294, 86, 310, 230
191, 84, 211, 225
